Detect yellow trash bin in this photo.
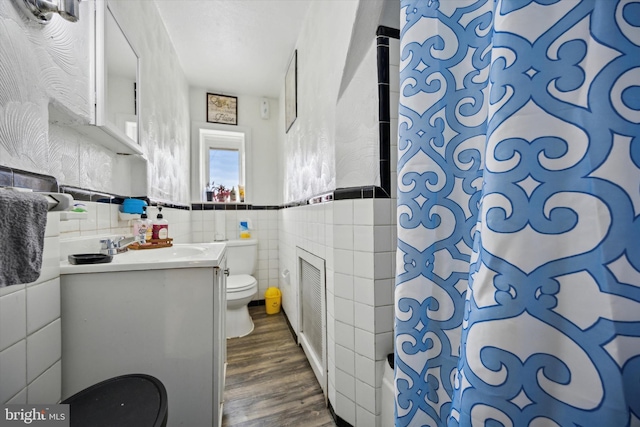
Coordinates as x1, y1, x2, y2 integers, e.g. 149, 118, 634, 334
264, 287, 281, 315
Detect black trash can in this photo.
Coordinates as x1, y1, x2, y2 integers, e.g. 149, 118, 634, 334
62, 374, 168, 427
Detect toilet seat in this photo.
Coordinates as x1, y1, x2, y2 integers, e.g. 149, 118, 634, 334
227, 274, 257, 293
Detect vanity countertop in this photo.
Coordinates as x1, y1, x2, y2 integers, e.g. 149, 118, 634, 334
60, 242, 226, 274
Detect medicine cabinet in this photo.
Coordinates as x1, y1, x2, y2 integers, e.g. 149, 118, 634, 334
87, 0, 142, 155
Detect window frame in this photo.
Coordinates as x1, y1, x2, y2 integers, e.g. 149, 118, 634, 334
192, 123, 252, 203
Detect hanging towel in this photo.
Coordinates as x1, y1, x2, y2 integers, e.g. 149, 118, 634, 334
0, 190, 48, 287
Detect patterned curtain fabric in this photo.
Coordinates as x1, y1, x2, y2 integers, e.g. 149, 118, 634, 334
395, 1, 640, 426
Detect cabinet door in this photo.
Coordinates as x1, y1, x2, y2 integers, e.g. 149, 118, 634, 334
212, 257, 227, 427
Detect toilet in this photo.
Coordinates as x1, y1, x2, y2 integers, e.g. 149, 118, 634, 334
225, 238, 258, 338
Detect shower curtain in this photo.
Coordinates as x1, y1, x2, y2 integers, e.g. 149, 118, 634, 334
395, 1, 640, 426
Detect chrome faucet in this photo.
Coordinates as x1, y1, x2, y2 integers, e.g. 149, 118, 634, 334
100, 235, 145, 255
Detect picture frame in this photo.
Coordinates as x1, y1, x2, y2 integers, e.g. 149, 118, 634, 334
285, 50, 297, 133
207, 93, 238, 125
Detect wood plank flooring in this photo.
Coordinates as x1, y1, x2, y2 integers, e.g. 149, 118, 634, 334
222, 305, 336, 427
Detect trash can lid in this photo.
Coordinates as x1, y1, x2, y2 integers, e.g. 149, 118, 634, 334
62, 374, 167, 427
265, 287, 281, 297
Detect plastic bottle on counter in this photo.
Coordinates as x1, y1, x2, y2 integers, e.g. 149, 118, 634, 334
238, 185, 245, 202
132, 206, 152, 242
152, 206, 169, 240
144, 210, 153, 242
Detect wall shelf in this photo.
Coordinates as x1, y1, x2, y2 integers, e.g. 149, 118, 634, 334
118, 211, 141, 221
74, 124, 144, 155
49, 104, 144, 156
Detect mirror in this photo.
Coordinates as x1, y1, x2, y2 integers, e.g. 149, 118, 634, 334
93, 0, 141, 154
105, 6, 137, 143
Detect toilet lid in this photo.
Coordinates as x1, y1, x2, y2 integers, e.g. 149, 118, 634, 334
227, 274, 257, 292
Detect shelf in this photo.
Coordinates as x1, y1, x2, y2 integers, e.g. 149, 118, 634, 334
49, 104, 144, 156
74, 124, 144, 155
118, 211, 141, 221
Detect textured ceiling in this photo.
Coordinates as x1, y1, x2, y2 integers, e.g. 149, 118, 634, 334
154, 0, 313, 98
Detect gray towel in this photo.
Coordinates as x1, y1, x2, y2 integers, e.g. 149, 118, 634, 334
0, 190, 48, 287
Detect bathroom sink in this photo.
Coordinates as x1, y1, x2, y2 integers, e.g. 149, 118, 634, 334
60, 242, 226, 274
115, 245, 207, 263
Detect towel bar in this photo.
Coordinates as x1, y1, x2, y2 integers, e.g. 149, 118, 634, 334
41, 192, 73, 211
0, 187, 73, 211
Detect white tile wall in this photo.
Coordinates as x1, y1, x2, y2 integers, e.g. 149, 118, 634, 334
337, 196, 397, 425
26, 320, 61, 383
27, 362, 62, 404
191, 207, 279, 299
278, 194, 396, 427
0, 290, 26, 351
0, 340, 27, 403
60, 201, 192, 243
336, 391, 357, 426
26, 279, 60, 335
336, 369, 356, 401
0, 212, 61, 405
336, 345, 355, 376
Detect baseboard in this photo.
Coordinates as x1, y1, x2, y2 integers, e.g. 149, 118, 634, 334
328, 401, 354, 427
280, 307, 297, 343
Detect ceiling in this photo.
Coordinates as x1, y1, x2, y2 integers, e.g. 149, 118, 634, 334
153, 0, 313, 99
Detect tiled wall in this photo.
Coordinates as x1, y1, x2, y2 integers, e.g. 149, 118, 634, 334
0, 213, 62, 404
59, 201, 191, 244
278, 197, 396, 427
191, 207, 280, 300
279, 202, 334, 332
331, 198, 396, 426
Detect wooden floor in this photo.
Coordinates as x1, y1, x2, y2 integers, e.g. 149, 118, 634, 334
222, 305, 336, 427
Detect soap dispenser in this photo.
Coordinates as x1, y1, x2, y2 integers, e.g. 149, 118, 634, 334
132, 206, 151, 242
152, 206, 169, 240
144, 207, 153, 241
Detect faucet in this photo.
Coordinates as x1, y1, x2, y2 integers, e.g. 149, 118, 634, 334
100, 235, 145, 255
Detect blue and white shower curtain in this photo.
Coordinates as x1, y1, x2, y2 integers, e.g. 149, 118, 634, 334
395, 1, 640, 426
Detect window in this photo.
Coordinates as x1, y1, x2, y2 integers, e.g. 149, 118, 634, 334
209, 148, 239, 189
208, 147, 241, 202
198, 128, 246, 202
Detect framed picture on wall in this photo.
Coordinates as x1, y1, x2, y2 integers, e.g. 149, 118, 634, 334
207, 93, 238, 125
285, 50, 297, 133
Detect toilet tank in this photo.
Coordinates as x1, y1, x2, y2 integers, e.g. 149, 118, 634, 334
225, 239, 257, 275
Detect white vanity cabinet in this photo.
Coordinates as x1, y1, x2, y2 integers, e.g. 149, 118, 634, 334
60, 243, 227, 427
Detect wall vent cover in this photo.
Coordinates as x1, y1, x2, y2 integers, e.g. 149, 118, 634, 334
297, 247, 327, 400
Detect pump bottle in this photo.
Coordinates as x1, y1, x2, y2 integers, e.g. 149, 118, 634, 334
132, 206, 152, 242
152, 206, 169, 240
